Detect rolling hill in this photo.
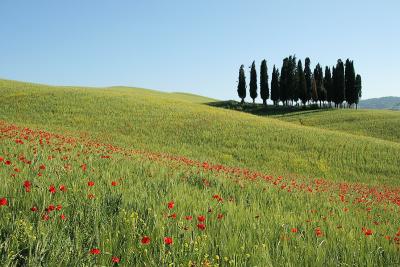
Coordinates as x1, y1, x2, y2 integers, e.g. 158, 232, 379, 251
359, 96, 400, 110
1, 79, 400, 266
1, 79, 399, 186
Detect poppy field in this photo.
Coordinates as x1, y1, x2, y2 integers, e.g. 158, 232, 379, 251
1, 120, 400, 266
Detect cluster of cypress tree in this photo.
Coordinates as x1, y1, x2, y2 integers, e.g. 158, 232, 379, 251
237, 56, 362, 108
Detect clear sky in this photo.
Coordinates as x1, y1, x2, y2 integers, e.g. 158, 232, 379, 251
0, 0, 399, 100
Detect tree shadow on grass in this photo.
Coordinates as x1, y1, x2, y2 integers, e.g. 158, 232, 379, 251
206, 100, 334, 118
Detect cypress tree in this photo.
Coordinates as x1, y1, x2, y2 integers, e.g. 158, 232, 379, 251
279, 58, 289, 105
345, 59, 356, 107
324, 66, 333, 107
237, 65, 247, 104
249, 61, 258, 103
297, 60, 307, 106
304, 58, 312, 104
288, 55, 297, 105
355, 74, 362, 109
314, 64, 326, 107
333, 59, 345, 107
271, 65, 280, 105
260, 59, 269, 106
311, 76, 318, 103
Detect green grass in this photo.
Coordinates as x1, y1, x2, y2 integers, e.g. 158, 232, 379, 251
1, 79, 400, 266
210, 100, 400, 143
1, 79, 399, 186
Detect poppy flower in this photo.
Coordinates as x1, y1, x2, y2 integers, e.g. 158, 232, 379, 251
112, 256, 120, 263
42, 214, 50, 221
291, 228, 298, 233
5, 160, 11, 165
168, 213, 177, 219
315, 228, 323, 237
88, 181, 95, 187
31, 206, 38, 212
49, 185, 56, 194
164, 237, 173, 245
197, 223, 206, 230
39, 164, 46, 170
0, 198, 8, 206
185, 216, 193, 221
60, 214, 66, 220
0, 156, 3, 162
23, 180, 31, 192
198, 215, 205, 222
90, 248, 101, 255
217, 214, 224, 220
111, 181, 118, 186
362, 228, 373, 236
59, 185, 66, 192
167, 201, 174, 209
56, 204, 62, 211
141, 236, 151, 245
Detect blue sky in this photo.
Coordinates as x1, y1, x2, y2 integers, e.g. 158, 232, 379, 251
0, 0, 399, 100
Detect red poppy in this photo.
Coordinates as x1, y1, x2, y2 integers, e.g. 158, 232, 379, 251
56, 204, 62, 211
0, 156, 3, 162
59, 185, 67, 192
168, 213, 177, 219
185, 216, 193, 221
31, 206, 38, 212
81, 164, 87, 171
362, 228, 373, 236
42, 214, 50, 221
315, 227, 323, 237
90, 248, 101, 255
217, 214, 224, 220
141, 236, 151, 245
111, 181, 118, 186
0, 198, 8, 206
197, 223, 206, 230
167, 201, 174, 209
49, 185, 56, 194
197, 215, 205, 222
60, 214, 66, 220
23, 180, 31, 192
112, 256, 120, 263
164, 237, 173, 245
291, 228, 298, 233
88, 181, 95, 187
47, 205, 55, 212
39, 164, 46, 170
5, 160, 11, 165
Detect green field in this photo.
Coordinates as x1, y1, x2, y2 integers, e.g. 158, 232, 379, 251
1, 79, 400, 266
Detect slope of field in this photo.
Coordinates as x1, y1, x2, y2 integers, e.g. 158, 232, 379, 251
1, 122, 399, 266
210, 101, 400, 143
1, 79, 400, 187
274, 109, 400, 143
1, 79, 400, 265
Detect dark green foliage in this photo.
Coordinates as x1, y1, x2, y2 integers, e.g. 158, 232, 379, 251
270, 65, 280, 105
333, 59, 345, 107
237, 65, 247, 104
304, 58, 312, 104
249, 61, 258, 103
314, 64, 326, 106
279, 55, 297, 105
324, 67, 333, 106
311, 77, 318, 103
260, 60, 269, 105
297, 60, 307, 105
355, 74, 362, 108
345, 59, 356, 106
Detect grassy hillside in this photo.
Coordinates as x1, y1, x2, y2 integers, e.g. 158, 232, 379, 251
1, 79, 399, 186
1, 79, 400, 266
210, 101, 400, 143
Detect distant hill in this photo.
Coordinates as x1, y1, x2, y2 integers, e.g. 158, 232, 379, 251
359, 96, 400, 110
